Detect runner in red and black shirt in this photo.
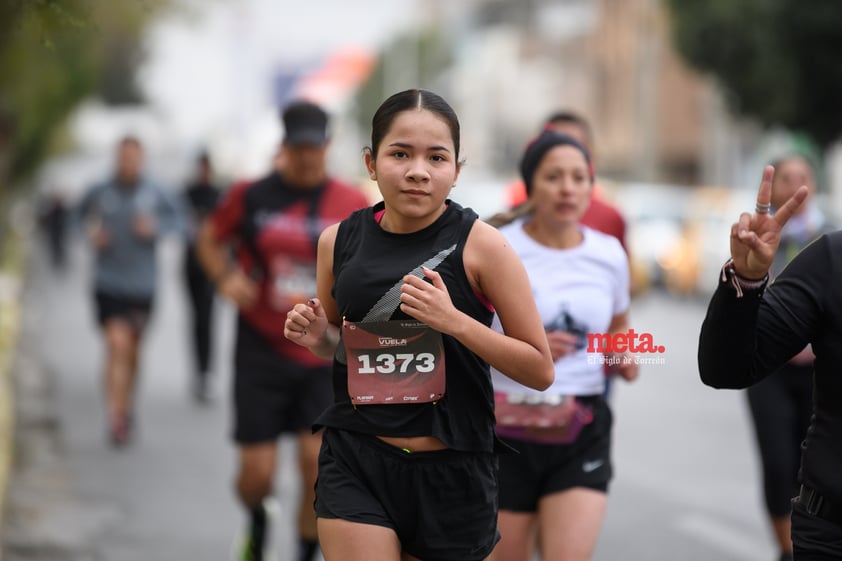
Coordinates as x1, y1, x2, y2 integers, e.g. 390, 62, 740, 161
198, 100, 369, 561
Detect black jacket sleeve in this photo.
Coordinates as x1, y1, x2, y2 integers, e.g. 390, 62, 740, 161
698, 235, 829, 389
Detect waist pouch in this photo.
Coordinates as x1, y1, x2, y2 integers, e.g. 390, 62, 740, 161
494, 392, 594, 444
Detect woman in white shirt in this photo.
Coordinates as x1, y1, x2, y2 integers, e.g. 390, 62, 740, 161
488, 130, 639, 561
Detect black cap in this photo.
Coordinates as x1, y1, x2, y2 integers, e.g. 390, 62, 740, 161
282, 100, 329, 146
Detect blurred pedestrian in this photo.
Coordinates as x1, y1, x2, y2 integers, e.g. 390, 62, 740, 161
197, 100, 369, 561
504, 111, 628, 252
182, 151, 221, 404
743, 155, 834, 561
38, 191, 69, 270
698, 165, 842, 561
75, 135, 184, 446
499, 111, 634, 402
283, 89, 555, 561
487, 130, 638, 561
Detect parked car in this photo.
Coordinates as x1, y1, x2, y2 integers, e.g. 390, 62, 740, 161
657, 186, 755, 297
615, 182, 689, 295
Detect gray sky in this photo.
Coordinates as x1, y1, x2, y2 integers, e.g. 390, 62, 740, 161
138, 0, 419, 174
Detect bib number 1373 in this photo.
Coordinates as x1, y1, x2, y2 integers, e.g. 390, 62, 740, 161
342, 319, 446, 405
356, 352, 436, 375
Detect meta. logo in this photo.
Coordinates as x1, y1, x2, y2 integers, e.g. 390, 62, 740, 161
586, 329, 665, 353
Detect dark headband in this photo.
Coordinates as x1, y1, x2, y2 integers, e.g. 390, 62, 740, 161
519, 131, 593, 196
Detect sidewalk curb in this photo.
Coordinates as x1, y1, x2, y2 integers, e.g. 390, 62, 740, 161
1, 224, 114, 561
0, 226, 25, 536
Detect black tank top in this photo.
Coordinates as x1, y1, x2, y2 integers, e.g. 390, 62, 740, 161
313, 200, 498, 452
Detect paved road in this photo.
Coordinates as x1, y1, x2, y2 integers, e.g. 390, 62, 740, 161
12, 232, 778, 561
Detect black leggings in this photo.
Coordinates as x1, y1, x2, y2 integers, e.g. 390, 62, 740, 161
746, 362, 813, 517
184, 249, 215, 377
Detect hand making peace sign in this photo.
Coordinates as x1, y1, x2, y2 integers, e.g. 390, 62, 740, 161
729, 165, 809, 280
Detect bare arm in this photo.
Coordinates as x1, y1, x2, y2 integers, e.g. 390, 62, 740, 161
284, 224, 341, 360
196, 218, 256, 310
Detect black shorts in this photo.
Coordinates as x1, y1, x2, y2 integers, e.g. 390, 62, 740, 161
315, 428, 500, 561
497, 396, 613, 512
233, 321, 332, 444
94, 291, 153, 333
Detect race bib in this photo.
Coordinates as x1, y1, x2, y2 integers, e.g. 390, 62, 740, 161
343, 319, 446, 405
269, 256, 316, 311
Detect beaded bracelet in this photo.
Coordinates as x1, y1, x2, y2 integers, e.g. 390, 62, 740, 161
720, 258, 768, 298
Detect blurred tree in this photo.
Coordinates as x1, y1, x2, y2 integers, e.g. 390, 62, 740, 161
1, 1, 97, 190
0, 0, 169, 250
667, 0, 842, 149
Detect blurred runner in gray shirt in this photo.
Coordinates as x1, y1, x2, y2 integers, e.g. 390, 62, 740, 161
76, 135, 184, 446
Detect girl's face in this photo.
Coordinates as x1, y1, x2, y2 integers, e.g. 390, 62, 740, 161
529, 144, 592, 226
365, 109, 460, 230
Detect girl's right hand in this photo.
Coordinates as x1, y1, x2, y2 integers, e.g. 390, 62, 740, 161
285, 298, 329, 348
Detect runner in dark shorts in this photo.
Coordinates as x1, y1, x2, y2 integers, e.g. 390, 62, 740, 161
487, 131, 638, 561
76, 136, 184, 447
283, 89, 555, 561
232, 323, 333, 444
198, 100, 368, 561
94, 291, 153, 333
315, 428, 499, 561
497, 397, 613, 513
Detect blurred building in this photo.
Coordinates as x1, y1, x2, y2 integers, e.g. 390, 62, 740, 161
442, 0, 743, 188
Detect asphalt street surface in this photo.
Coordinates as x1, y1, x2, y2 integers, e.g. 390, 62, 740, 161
16, 233, 778, 561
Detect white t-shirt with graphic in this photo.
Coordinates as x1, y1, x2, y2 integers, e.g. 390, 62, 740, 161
491, 218, 630, 396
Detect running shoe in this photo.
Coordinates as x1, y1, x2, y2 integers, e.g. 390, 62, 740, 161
236, 535, 260, 561
232, 496, 280, 561
193, 375, 214, 405
109, 413, 133, 448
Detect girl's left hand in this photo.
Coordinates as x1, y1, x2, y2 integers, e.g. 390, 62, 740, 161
400, 266, 460, 333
